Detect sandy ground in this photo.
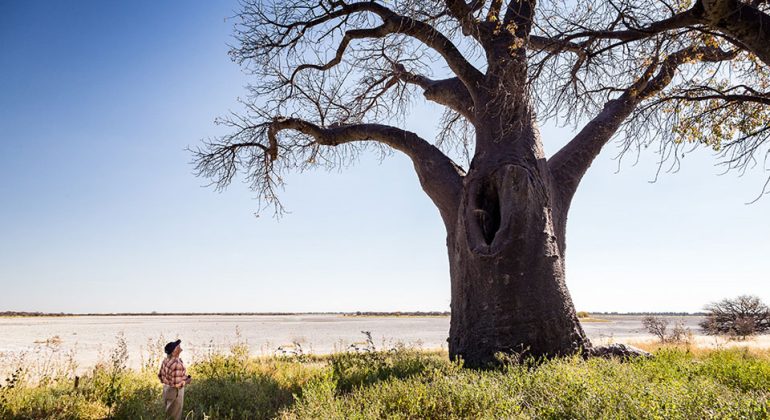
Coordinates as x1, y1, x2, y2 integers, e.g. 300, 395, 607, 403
601, 334, 770, 350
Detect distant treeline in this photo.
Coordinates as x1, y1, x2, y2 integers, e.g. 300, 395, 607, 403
589, 312, 707, 316
342, 311, 451, 317
0, 311, 72, 317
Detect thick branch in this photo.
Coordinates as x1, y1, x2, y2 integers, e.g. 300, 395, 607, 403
503, 0, 537, 39
697, 0, 770, 66
528, 35, 586, 55
560, 10, 699, 44
548, 46, 737, 206
269, 118, 465, 223
445, 0, 483, 38
393, 64, 475, 120
312, 2, 484, 95
659, 93, 770, 106
290, 25, 391, 85
554, 1, 770, 67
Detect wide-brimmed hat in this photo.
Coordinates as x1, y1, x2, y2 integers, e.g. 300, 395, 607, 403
164, 339, 181, 355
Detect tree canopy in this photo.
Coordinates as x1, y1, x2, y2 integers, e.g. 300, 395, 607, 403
193, 0, 770, 211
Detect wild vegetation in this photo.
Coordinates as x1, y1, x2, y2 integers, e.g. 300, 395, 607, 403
1, 336, 769, 419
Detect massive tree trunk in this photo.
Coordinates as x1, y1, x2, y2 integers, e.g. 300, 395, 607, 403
447, 162, 589, 366
446, 106, 590, 367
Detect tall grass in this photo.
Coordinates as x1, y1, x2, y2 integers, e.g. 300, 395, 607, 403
0, 337, 768, 419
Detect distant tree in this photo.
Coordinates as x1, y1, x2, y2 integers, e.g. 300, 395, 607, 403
194, 0, 770, 366
642, 316, 670, 342
643, 315, 692, 343
700, 295, 770, 339
667, 320, 692, 343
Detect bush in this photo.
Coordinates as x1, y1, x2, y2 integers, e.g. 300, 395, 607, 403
642, 316, 691, 343
642, 316, 669, 342
700, 295, 770, 339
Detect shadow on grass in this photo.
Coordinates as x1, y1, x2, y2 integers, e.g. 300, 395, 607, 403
110, 383, 165, 419
329, 350, 450, 393
181, 372, 296, 420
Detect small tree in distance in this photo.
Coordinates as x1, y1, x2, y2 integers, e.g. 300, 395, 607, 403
642, 316, 691, 344
642, 316, 669, 342
700, 295, 770, 340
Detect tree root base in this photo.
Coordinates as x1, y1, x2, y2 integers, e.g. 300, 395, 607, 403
587, 343, 652, 359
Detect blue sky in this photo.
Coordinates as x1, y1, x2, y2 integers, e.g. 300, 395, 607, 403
0, 0, 767, 314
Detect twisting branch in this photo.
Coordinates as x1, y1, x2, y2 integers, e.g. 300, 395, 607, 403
548, 45, 738, 206
445, 0, 484, 38
263, 1, 485, 94
267, 118, 465, 223
194, 111, 466, 223
391, 63, 475, 120
542, 0, 770, 67
528, 35, 586, 55
288, 24, 392, 86
555, 10, 698, 45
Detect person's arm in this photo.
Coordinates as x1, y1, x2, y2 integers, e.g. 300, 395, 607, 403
171, 359, 187, 388
180, 359, 192, 385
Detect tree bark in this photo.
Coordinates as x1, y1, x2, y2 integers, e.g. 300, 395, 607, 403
447, 150, 589, 368
696, 0, 770, 67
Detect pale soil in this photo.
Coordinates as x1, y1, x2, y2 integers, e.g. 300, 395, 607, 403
577, 317, 611, 323
604, 334, 770, 350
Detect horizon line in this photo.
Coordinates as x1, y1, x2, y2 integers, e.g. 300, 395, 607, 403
0, 310, 707, 317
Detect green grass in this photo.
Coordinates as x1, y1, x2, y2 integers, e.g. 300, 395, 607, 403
1, 341, 768, 419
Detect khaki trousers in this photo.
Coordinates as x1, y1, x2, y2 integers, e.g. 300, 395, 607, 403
162, 384, 184, 420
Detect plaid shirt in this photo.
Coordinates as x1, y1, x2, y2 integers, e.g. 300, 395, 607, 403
158, 356, 187, 387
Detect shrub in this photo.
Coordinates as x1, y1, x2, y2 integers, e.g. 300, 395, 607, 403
642, 316, 669, 342
642, 316, 692, 344
700, 295, 770, 339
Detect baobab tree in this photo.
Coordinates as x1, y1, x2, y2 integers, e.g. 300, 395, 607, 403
192, 0, 770, 367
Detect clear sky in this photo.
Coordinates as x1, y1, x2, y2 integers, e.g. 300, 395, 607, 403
1, 0, 767, 314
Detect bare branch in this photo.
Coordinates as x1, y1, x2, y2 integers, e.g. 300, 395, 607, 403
391, 62, 475, 120
282, 2, 484, 92
445, 0, 484, 38
268, 118, 465, 223
557, 9, 698, 45
548, 45, 737, 205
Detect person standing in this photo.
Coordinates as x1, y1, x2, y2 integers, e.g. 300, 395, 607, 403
158, 339, 192, 420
